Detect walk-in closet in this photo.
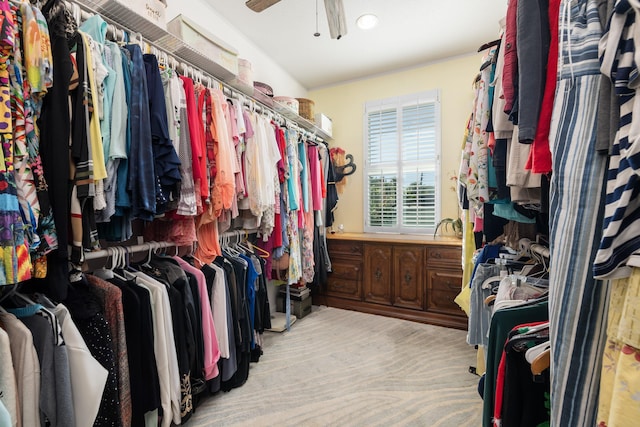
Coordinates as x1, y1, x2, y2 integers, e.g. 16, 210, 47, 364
0, 0, 636, 426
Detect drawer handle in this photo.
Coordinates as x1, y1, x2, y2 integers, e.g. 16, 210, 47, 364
333, 283, 344, 290
351, 246, 360, 253
404, 272, 412, 284
374, 268, 382, 281
433, 251, 442, 259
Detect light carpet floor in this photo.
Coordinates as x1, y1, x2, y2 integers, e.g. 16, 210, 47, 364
188, 306, 482, 426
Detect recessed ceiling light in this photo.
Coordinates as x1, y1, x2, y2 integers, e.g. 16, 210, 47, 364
356, 14, 379, 30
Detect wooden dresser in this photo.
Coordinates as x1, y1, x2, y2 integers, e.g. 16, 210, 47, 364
321, 233, 467, 330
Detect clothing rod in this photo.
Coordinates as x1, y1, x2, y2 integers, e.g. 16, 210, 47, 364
219, 229, 257, 240
82, 241, 176, 261
67, 0, 325, 144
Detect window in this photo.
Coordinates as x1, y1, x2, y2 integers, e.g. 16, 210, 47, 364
364, 90, 440, 234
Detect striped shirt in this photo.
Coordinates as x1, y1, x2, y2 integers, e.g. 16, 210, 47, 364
594, 0, 640, 279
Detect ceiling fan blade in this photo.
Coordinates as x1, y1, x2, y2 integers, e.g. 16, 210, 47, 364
324, 0, 347, 39
245, 0, 282, 12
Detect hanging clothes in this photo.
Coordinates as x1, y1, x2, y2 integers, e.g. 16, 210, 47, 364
0, 1, 31, 286
85, 274, 132, 427
125, 43, 156, 222
547, 1, 610, 426
0, 311, 40, 427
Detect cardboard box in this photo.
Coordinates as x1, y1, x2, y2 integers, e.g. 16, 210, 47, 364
315, 113, 333, 137
167, 14, 239, 78
277, 293, 312, 319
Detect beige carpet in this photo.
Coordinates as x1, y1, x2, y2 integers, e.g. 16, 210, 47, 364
188, 306, 482, 426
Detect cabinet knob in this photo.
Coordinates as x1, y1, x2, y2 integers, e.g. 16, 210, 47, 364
404, 272, 412, 284
374, 268, 382, 281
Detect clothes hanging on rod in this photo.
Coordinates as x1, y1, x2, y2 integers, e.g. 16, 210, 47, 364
0, 237, 272, 427
0, 0, 334, 292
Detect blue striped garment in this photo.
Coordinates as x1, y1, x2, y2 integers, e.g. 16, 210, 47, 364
594, 0, 640, 279
548, 1, 610, 426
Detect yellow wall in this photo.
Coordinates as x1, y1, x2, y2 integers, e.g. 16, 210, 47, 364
309, 53, 482, 233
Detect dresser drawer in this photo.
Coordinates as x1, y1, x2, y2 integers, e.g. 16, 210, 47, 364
330, 260, 362, 280
427, 269, 464, 316
429, 290, 464, 316
427, 246, 462, 267
429, 270, 462, 292
328, 239, 364, 257
326, 278, 361, 300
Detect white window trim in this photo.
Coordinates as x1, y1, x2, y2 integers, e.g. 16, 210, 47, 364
363, 89, 441, 234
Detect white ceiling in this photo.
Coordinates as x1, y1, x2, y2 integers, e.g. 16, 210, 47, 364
204, 0, 508, 90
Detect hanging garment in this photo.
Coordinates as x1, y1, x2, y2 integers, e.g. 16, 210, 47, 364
65, 279, 123, 427
594, 1, 640, 279
516, 0, 551, 143
180, 76, 205, 207
143, 54, 182, 215
147, 256, 206, 396
136, 260, 194, 422
598, 267, 640, 426
173, 256, 220, 380
10, 9, 42, 256
493, 323, 550, 427
0, 322, 18, 427
14, 2, 58, 261
130, 271, 182, 427
106, 274, 161, 425
0, 311, 40, 427
0, 2, 31, 286
48, 302, 108, 427
482, 300, 548, 427
38, 2, 74, 299
85, 275, 132, 427
7, 304, 75, 427
125, 44, 156, 221
526, 0, 561, 173
547, 1, 610, 426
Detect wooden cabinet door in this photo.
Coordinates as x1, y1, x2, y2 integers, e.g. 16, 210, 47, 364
363, 244, 392, 305
393, 245, 425, 310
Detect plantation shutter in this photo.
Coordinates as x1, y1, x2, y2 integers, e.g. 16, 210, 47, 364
364, 90, 440, 233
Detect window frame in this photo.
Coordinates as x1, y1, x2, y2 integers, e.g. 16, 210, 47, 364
363, 89, 442, 234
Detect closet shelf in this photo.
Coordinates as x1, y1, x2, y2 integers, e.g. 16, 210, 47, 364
73, 0, 333, 141
272, 101, 333, 141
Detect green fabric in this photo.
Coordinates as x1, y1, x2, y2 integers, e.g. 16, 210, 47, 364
483, 301, 549, 427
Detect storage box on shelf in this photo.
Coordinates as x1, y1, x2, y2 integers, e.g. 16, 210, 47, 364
76, 0, 168, 35
323, 233, 466, 329
166, 14, 239, 79
315, 113, 333, 137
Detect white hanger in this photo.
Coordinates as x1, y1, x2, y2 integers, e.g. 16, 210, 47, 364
525, 341, 551, 364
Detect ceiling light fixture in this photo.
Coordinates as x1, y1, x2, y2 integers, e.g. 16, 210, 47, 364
356, 13, 379, 30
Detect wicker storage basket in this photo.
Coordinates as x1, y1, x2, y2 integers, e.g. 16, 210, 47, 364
296, 98, 315, 120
